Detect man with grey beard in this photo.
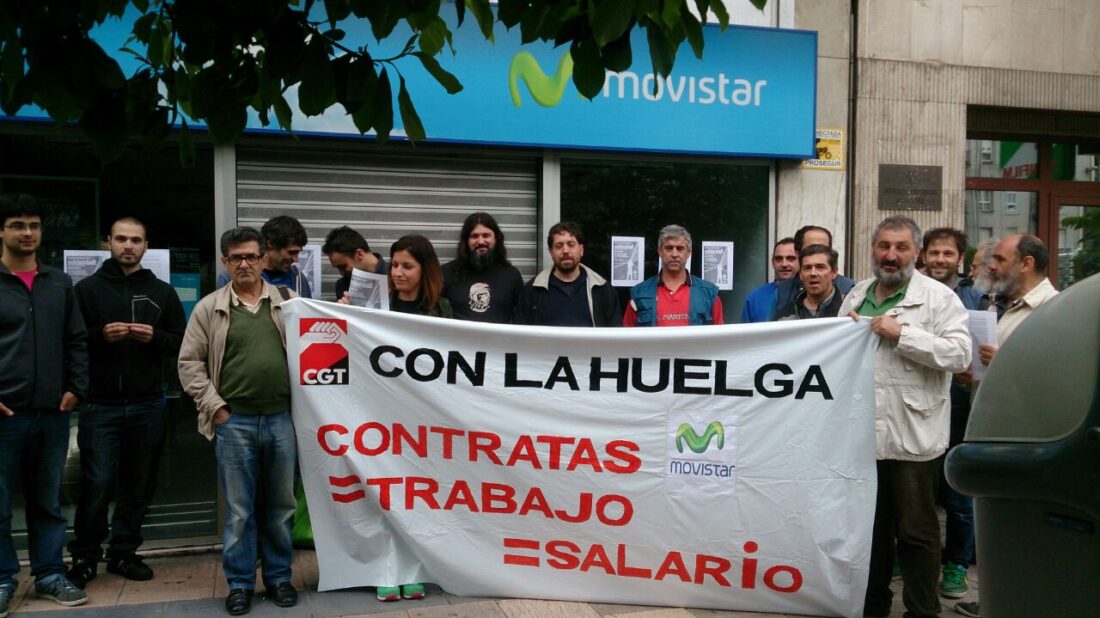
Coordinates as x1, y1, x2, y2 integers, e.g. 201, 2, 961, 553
840, 216, 971, 618
977, 234, 1058, 367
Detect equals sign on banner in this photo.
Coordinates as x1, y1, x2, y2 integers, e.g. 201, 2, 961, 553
502, 537, 540, 567
329, 475, 366, 503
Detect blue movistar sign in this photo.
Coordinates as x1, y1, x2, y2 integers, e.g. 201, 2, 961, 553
13, 9, 817, 158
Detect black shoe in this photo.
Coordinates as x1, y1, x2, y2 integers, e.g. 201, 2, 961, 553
66, 558, 98, 589
265, 581, 297, 608
225, 588, 253, 615
106, 554, 154, 581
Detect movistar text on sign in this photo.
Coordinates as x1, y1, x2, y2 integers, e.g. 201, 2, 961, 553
603, 71, 766, 106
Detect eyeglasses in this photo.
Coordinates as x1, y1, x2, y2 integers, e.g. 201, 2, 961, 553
226, 254, 261, 266
4, 222, 42, 232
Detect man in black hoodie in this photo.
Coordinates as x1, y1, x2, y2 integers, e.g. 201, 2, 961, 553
0, 193, 89, 612
65, 217, 186, 590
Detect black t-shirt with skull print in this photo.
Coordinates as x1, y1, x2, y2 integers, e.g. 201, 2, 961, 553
442, 260, 525, 323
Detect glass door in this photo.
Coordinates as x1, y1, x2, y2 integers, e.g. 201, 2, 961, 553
1054, 198, 1100, 289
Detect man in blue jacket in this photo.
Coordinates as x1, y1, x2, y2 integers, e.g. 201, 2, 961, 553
623, 224, 723, 326
740, 237, 797, 323
65, 217, 186, 590
0, 193, 89, 613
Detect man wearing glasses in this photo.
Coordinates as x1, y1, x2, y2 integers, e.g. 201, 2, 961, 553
178, 227, 298, 616
0, 193, 89, 613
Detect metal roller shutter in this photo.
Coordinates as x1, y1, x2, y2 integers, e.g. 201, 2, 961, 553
236, 145, 539, 299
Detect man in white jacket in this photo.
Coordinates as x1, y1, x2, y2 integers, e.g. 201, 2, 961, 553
840, 216, 972, 618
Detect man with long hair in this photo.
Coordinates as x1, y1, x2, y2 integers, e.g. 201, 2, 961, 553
441, 212, 524, 323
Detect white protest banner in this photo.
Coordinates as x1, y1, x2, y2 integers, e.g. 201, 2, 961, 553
284, 298, 877, 617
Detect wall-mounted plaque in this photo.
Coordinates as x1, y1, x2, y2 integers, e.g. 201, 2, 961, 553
878, 164, 942, 211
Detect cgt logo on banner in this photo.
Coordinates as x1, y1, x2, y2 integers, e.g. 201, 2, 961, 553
299, 318, 349, 385
283, 299, 878, 617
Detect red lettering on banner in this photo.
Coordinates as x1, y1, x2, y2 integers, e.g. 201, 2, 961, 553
502, 537, 540, 567
604, 440, 642, 473
655, 551, 691, 582
616, 543, 652, 579
469, 431, 504, 464
567, 438, 602, 472
506, 435, 542, 468
579, 544, 615, 575
328, 475, 364, 503
546, 540, 581, 569
594, 494, 633, 526
517, 487, 554, 518
553, 493, 592, 523
481, 482, 516, 513
394, 424, 428, 457
442, 480, 480, 512
318, 424, 349, 456
499, 538, 806, 594
742, 541, 759, 589
406, 476, 440, 509
354, 422, 390, 455
428, 426, 463, 459
365, 477, 402, 510
764, 565, 803, 593
694, 554, 732, 586
535, 435, 575, 469
319, 422, 641, 475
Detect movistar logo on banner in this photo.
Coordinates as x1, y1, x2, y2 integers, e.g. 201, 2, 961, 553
675, 421, 724, 454
509, 51, 574, 108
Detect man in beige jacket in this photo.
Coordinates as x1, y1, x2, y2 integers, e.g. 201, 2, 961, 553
840, 216, 972, 618
178, 227, 297, 616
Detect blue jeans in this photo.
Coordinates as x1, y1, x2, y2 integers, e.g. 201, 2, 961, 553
0, 409, 71, 589
215, 411, 296, 590
941, 404, 975, 566
68, 401, 166, 561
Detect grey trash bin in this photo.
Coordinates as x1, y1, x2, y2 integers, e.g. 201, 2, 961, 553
946, 272, 1100, 617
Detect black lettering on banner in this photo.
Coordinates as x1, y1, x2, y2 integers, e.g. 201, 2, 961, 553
447, 350, 486, 386
755, 363, 793, 398
674, 358, 711, 395
796, 365, 833, 400
370, 345, 404, 378
589, 357, 629, 392
714, 360, 753, 397
631, 357, 669, 393
505, 352, 543, 388
545, 356, 580, 391
406, 348, 444, 382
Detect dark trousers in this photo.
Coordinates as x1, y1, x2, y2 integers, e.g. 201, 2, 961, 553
865, 459, 942, 617
68, 401, 166, 561
0, 409, 70, 588
940, 407, 974, 566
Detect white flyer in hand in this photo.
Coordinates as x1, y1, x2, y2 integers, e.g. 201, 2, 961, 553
348, 269, 389, 310
967, 309, 997, 381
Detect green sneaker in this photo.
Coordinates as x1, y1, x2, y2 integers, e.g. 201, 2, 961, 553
401, 583, 425, 600
376, 586, 401, 602
940, 562, 968, 599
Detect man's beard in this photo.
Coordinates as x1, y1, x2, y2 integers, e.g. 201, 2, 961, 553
972, 271, 994, 293
872, 258, 915, 288
469, 247, 499, 270
990, 265, 1021, 297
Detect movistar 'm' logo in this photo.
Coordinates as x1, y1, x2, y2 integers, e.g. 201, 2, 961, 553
675, 422, 725, 454
509, 51, 574, 108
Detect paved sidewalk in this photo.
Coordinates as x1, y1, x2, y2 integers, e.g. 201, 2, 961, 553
5, 549, 979, 617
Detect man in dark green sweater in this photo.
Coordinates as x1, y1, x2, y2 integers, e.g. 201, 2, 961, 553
178, 227, 297, 616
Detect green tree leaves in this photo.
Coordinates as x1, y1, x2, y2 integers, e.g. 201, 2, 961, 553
1, 0, 766, 164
